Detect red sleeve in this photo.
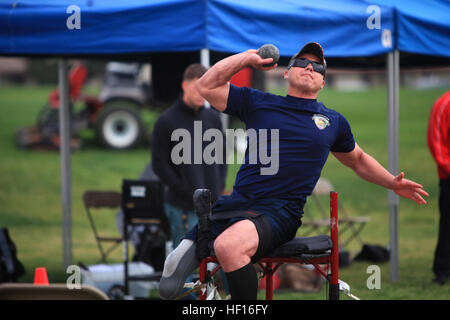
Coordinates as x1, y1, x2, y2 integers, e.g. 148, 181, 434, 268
427, 91, 450, 178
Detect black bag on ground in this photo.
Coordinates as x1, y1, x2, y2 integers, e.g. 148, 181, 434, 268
339, 249, 352, 268
132, 226, 167, 272
354, 244, 390, 263
0, 228, 25, 282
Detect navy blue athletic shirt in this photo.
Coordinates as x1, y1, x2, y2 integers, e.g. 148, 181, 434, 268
225, 84, 355, 210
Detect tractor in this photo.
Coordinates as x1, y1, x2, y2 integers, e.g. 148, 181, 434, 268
15, 61, 153, 150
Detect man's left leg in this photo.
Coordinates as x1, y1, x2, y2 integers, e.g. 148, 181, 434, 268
213, 218, 271, 300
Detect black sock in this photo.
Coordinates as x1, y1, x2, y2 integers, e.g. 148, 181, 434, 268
225, 263, 258, 300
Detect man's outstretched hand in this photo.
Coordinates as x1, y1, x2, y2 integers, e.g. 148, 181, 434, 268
392, 172, 429, 204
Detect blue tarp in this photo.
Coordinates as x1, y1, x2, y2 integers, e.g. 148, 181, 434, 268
0, 0, 448, 57
0, 0, 394, 57
0, 0, 206, 54
207, 0, 395, 57
367, 0, 450, 57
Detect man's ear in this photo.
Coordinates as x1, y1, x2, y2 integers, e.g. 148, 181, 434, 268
321, 78, 325, 89
181, 80, 187, 91
284, 69, 289, 79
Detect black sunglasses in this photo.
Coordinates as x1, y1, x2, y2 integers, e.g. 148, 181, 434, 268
288, 58, 326, 76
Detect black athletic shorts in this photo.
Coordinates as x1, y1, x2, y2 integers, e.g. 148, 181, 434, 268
184, 195, 303, 262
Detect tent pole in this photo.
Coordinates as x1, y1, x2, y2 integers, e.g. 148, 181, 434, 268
200, 48, 210, 110
58, 59, 72, 270
387, 50, 399, 282
200, 48, 210, 70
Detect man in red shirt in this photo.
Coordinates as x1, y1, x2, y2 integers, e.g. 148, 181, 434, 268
427, 90, 450, 285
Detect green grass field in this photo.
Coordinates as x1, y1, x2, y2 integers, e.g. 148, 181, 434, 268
0, 83, 448, 300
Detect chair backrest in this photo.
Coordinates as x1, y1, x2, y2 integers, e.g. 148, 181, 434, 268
121, 179, 165, 222
0, 283, 109, 300
309, 177, 367, 222
305, 178, 334, 220
83, 191, 122, 209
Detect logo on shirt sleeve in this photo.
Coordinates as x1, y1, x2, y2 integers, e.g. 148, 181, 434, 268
312, 114, 330, 130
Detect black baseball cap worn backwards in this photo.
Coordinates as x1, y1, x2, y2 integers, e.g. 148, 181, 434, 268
288, 42, 327, 76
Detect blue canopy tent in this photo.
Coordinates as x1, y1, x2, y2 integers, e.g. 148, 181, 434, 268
0, 0, 208, 270
1, 0, 448, 281
363, 0, 450, 281
368, 0, 450, 58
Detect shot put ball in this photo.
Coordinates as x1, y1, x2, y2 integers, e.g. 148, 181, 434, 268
257, 44, 280, 67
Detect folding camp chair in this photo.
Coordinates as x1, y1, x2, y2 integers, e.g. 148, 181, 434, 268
196, 189, 340, 300
83, 191, 123, 263
301, 178, 370, 249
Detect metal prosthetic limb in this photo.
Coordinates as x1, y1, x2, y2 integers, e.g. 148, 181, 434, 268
158, 189, 212, 300
158, 239, 200, 300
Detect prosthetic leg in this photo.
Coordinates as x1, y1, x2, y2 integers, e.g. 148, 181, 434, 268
158, 189, 211, 300
158, 239, 200, 300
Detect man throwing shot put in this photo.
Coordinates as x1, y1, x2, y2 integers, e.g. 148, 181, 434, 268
158, 42, 428, 300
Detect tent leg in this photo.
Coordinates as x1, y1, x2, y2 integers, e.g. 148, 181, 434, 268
58, 59, 72, 269
200, 48, 210, 69
200, 48, 211, 111
386, 50, 399, 282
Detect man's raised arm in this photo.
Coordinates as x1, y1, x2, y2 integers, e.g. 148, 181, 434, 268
195, 50, 277, 112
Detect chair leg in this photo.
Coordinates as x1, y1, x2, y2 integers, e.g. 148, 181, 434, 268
329, 191, 339, 300
85, 207, 107, 262
265, 262, 273, 300
199, 258, 208, 300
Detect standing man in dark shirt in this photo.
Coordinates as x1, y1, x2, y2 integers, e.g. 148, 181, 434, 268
152, 63, 227, 248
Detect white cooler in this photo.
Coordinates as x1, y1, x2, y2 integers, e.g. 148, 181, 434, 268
81, 262, 159, 299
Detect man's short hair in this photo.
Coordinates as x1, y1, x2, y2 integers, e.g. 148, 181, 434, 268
183, 63, 207, 81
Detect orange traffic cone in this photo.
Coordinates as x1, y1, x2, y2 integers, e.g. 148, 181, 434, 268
34, 267, 49, 285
